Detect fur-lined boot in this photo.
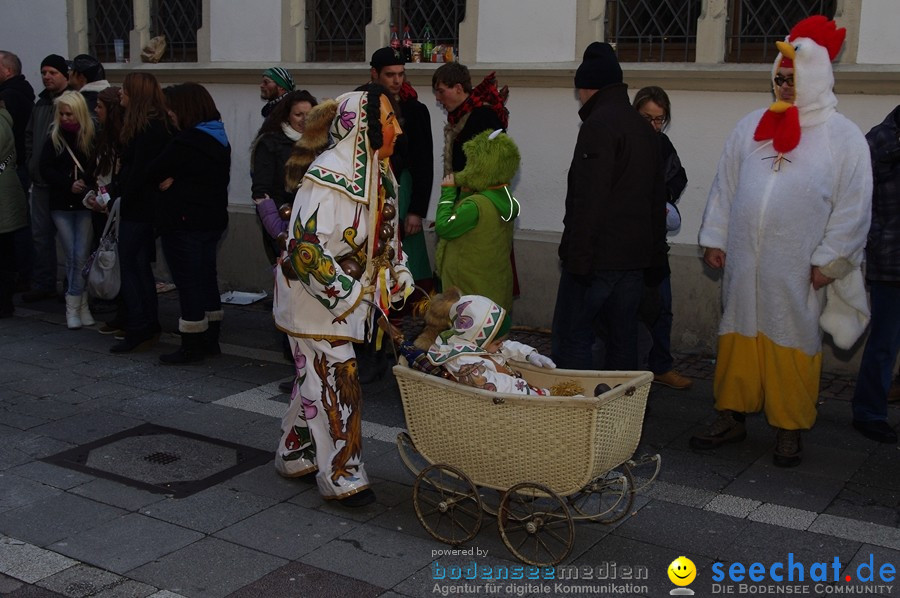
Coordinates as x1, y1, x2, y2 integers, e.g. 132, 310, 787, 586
65, 295, 82, 329
159, 318, 208, 365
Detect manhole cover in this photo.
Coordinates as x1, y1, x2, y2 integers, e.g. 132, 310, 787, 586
42, 424, 272, 498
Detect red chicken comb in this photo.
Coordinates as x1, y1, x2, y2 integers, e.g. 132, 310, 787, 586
789, 15, 846, 61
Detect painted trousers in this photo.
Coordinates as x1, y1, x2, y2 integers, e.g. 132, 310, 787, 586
275, 335, 370, 499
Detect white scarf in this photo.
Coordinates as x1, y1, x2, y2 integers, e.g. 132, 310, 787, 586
281, 122, 302, 142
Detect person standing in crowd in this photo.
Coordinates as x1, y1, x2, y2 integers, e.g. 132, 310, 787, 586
273, 87, 413, 507
68, 54, 110, 114
0, 99, 28, 317
24, 54, 70, 303
259, 66, 294, 118
110, 72, 171, 353
85, 86, 125, 336
369, 47, 433, 290
149, 83, 230, 364
38, 91, 95, 329
633, 85, 693, 391
0, 51, 35, 294
691, 17, 872, 467
551, 42, 665, 371
251, 89, 317, 262
850, 104, 900, 444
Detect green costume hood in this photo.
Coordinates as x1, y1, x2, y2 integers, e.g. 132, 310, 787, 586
455, 129, 520, 191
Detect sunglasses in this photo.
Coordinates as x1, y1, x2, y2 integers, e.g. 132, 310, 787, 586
773, 75, 794, 87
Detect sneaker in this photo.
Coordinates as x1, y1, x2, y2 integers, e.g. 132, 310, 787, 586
336, 488, 376, 508
852, 420, 898, 444
689, 410, 746, 450
653, 370, 693, 390
773, 428, 802, 467
98, 322, 125, 335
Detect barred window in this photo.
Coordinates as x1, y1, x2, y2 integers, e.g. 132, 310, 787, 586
306, 0, 371, 62
725, 0, 837, 63
391, 0, 466, 50
150, 0, 202, 62
605, 0, 701, 62
87, 0, 134, 64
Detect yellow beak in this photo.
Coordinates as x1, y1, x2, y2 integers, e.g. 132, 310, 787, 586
776, 40, 795, 61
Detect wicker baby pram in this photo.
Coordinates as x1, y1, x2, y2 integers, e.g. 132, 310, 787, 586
393, 359, 660, 566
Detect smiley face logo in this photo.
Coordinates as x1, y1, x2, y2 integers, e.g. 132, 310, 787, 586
668, 556, 697, 586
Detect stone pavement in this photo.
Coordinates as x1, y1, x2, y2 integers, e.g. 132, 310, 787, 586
0, 293, 897, 598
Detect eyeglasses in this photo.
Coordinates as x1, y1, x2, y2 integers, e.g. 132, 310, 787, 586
642, 114, 666, 126
773, 75, 794, 87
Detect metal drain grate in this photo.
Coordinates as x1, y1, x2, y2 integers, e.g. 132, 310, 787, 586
144, 451, 181, 465
42, 424, 273, 498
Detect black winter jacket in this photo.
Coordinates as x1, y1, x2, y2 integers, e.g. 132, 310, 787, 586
391, 96, 434, 218
148, 124, 231, 233
117, 118, 172, 223
25, 87, 63, 185
0, 74, 34, 170
250, 131, 294, 206
864, 105, 900, 283
38, 130, 92, 211
558, 83, 667, 276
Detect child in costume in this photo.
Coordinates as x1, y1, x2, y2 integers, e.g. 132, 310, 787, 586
434, 129, 520, 313
415, 290, 555, 396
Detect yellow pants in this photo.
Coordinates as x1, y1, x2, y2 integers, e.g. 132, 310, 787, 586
713, 333, 822, 430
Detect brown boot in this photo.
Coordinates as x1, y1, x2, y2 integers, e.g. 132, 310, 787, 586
773, 428, 802, 467
689, 410, 746, 449
653, 370, 693, 390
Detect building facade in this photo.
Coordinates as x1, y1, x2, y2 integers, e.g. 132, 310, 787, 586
3, 0, 899, 371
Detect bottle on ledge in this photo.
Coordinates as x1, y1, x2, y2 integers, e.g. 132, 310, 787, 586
421, 24, 434, 64
402, 25, 413, 62
390, 22, 400, 50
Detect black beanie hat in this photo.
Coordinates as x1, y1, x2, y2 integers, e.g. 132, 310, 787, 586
370, 47, 405, 70
72, 54, 103, 81
41, 54, 69, 77
574, 42, 622, 90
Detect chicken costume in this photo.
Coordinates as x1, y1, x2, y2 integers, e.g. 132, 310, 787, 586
272, 90, 412, 500
698, 16, 872, 431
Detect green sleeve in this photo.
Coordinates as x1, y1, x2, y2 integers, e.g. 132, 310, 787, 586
434, 186, 480, 239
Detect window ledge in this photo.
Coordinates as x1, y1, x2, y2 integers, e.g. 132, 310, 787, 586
103, 62, 900, 94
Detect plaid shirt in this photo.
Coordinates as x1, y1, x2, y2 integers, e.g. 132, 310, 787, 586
865, 105, 900, 283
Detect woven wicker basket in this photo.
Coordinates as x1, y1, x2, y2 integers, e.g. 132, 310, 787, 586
393, 361, 652, 497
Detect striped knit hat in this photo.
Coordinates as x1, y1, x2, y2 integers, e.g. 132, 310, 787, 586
262, 67, 294, 92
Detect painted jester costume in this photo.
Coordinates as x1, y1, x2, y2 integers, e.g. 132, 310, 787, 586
272, 90, 412, 502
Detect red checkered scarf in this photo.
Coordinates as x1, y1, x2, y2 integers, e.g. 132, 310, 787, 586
398, 81, 418, 102
447, 72, 509, 129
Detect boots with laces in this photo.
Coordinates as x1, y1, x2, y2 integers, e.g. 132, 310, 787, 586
689, 410, 746, 449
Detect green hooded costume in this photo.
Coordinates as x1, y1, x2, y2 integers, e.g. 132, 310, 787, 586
434, 129, 520, 313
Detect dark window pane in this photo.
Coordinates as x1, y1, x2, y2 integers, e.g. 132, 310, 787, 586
306, 0, 371, 62
391, 0, 466, 48
150, 0, 201, 62
605, 0, 701, 62
87, 0, 134, 64
725, 0, 837, 63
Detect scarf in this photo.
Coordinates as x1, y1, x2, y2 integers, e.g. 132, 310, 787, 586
281, 121, 302, 142
447, 72, 509, 129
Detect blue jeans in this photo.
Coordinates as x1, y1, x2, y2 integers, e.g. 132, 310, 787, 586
30, 184, 57, 291
51, 210, 93, 297
119, 220, 158, 332
852, 282, 900, 422
161, 230, 223, 323
552, 268, 644, 370
648, 275, 675, 374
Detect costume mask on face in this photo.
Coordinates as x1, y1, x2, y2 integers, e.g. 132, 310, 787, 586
378, 94, 402, 159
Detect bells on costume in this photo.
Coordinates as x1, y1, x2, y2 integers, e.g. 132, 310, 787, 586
372, 200, 397, 260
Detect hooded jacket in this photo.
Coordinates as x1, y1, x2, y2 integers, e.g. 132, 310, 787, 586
0, 108, 27, 234
148, 120, 231, 232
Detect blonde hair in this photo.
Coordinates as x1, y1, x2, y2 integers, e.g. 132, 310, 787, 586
50, 90, 95, 157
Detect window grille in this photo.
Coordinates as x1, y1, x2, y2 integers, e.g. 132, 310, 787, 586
150, 0, 201, 62
391, 0, 466, 50
87, 0, 134, 64
306, 0, 371, 62
604, 0, 701, 62
725, 0, 836, 63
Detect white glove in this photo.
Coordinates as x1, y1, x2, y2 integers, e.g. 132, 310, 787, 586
391, 268, 415, 302
527, 352, 556, 369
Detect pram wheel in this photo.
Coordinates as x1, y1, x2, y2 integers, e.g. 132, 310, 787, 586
498, 482, 575, 567
413, 463, 483, 546
566, 463, 635, 523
